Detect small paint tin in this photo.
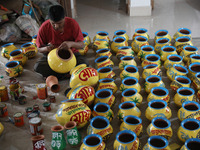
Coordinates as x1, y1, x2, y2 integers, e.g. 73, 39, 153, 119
18, 96, 27, 105
33, 104, 40, 111
0, 85, 9, 102
13, 112, 24, 127
49, 95, 56, 103
0, 103, 8, 117
42, 102, 51, 112
36, 84, 48, 99
26, 107, 33, 117
29, 117, 43, 136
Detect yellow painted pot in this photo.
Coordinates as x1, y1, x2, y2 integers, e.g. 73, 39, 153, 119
147, 117, 173, 140
120, 65, 139, 80
66, 84, 95, 106
173, 28, 192, 40
173, 87, 197, 107
188, 62, 200, 81
142, 64, 161, 79
178, 101, 200, 121
164, 54, 184, 70
167, 64, 188, 81
120, 115, 143, 137
78, 44, 89, 55
111, 37, 128, 53
82, 32, 91, 46
87, 116, 113, 142
177, 118, 200, 142
116, 46, 134, 60
193, 72, 200, 90
120, 77, 141, 93
180, 45, 198, 62
97, 78, 118, 94
147, 87, 170, 104
170, 75, 191, 91
138, 45, 155, 61
80, 134, 106, 150
144, 75, 165, 94
118, 101, 141, 122
119, 56, 137, 71
132, 28, 149, 41
97, 66, 116, 79
160, 45, 177, 62
55, 99, 91, 129
93, 39, 110, 51
114, 130, 140, 150
1, 43, 17, 59
180, 138, 200, 150
145, 100, 172, 121
9, 49, 27, 66
175, 36, 193, 53
121, 88, 143, 106
94, 89, 115, 108
48, 48, 76, 73
131, 36, 149, 53
113, 30, 129, 41
93, 31, 110, 42
5, 61, 23, 77
143, 136, 170, 150
69, 64, 99, 88
31, 35, 37, 45
154, 38, 171, 54
96, 48, 112, 58
0, 122, 4, 136
92, 102, 114, 122
141, 54, 161, 68
154, 29, 171, 43
187, 54, 200, 67
95, 56, 114, 69
21, 42, 38, 58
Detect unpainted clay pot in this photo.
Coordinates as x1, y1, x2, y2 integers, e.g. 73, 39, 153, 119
46, 75, 60, 93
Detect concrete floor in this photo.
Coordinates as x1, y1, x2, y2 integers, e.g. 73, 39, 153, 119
76, 0, 200, 39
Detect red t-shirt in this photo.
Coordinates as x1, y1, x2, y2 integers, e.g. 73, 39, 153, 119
36, 17, 84, 53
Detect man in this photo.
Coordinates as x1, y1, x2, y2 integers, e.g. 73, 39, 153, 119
34, 5, 88, 80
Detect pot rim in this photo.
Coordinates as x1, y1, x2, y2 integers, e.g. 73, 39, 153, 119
90, 116, 110, 129
82, 31, 88, 37
97, 66, 112, 73
55, 48, 73, 61
146, 75, 161, 83
113, 36, 126, 43
31, 135, 45, 141
64, 121, 77, 129
95, 55, 109, 64
181, 118, 200, 130
177, 87, 194, 96
155, 37, 170, 44
99, 78, 114, 83
175, 75, 191, 84
141, 45, 154, 51
95, 89, 112, 99
185, 138, 200, 149
183, 45, 198, 52
189, 62, 200, 73
155, 29, 168, 36
182, 101, 200, 111
150, 87, 169, 97
145, 54, 160, 62
119, 101, 136, 110
5, 61, 20, 68
143, 64, 158, 70
122, 77, 138, 86
83, 134, 102, 147
190, 54, 200, 60
94, 102, 110, 113
2, 42, 14, 47
51, 125, 64, 132
118, 46, 132, 50
120, 55, 135, 61
173, 64, 188, 74
152, 117, 171, 129
148, 99, 167, 109
167, 54, 183, 62
135, 35, 148, 42
161, 45, 176, 52
96, 48, 110, 54
148, 135, 168, 149
114, 30, 126, 36
178, 28, 191, 35
9, 49, 23, 57
135, 28, 148, 33
21, 42, 33, 48
123, 115, 142, 125
124, 65, 138, 73
122, 88, 138, 97
176, 36, 191, 42
96, 31, 109, 36
116, 130, 137, 144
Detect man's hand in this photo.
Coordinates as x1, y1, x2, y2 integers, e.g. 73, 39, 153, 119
58, 41, 73, 50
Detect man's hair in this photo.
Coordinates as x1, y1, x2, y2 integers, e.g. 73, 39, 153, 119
48, 5, 65, 22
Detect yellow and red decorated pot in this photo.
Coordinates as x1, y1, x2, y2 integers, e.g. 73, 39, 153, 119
97, 66, 116, 79
160, 45, 177, 62
95, 56, 114, 69
188, 62, 200, 81
21, 42, 38, 58
133, 28, 149, 41
82, 32, 91, 46
55, 99, 91, 129
111, 37, 128, 53
93, 39, 110, 51
173, 28, 192, 40
154, 29, 171, 43
93, 31, 110, 42
164, 54, 184, 70
113, 30, 129, 41
154, 38, 171, 54
120, 77, 141, 93
142, 64, 161, 79
116, 46, 134, 60
131, 36, 149, 54
141, 54, 161, 68
193, 72, 200, 90
1, 43, 17, 59
9, 49, 28, 66
5, 61, 23, 77
78, 44, 89, 55
180, 138, 200, 150
31, 35, 37, 45
137, 45, 155, 61
170, 75, 191, 91
119, 56, 137, 70
97, 78, 118, 94
187, 54, 200, 67
96, 48, 112, 58
174, 36, 193, 54
120, 65, 139, 80
167, 64, 188, 81
180, 45, 198, 62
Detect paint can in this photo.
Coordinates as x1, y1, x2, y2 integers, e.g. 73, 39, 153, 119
42, 102, 51, 112
28, 112, 39, 120
0, 85, 9, 102
49, 95, 56, 103
33, 104, 40, 111
18, 96, 27, 105
36, 84, 48, 99
29, 117, 43, 136
26, 107, 33, 117
0, 103, 8, 117
13, 112, 24, 127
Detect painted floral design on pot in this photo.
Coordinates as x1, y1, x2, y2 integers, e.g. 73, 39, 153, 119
138, 45, 155, 61
147, 87, 170, 104
170, 75, 191, 91
113, 30, 129, 41
21, 42, 38, 58
121, 88, 143, 106
93, 39, 110, 51
193, 72, 200, 90
144, 75, 165, 94
48, 48, 76, 73
97, 66, 116, 79
114, 130, 140, 150
167, 64, 188, 81
116, 46, 134, 60
51, 126, 66, 150
131, 36, 149, 53
120, 77, 141, 93
5, 61, 23, 77
87, 116, 113, 142
160, 45, 177, 62
97, 78, 118, 94
9, 49, 27, 66
147, 117, 173, 140
175, 36, 193, 54
95, 55, 114, 69
142, 64, 161, 79
82, 31, 91, 46
132, 28, 149, 41
143, 136, 170, 150
111, 37, 128, 53
173, 87, 197, 107
145, 100, 172, 121
69, 64, 99, 88
78, 44, 89, 55
154, 38, 171, 54
164, 54, 184, 70
119, 56, 137, 70
154, 29, 171, 43
180, 138, 200, 150
180, 45, 198, 62
177, 118, 200, 142
120, 115, 143, 137
1, 43, 17, 59
55, 98, 91, 129
94, 89, 115, 108
80, 134, 106, 150
188, 62, 200, 81
120, 65, 139, 80
141, 54, 161, 68
96, 48, 112, 58
118, 101, 141, 122
92, 102, 114, 122
187, 54, 200, 67
93, 31, 110, 42
173, 28, 192, 40
178, 101, 200, 121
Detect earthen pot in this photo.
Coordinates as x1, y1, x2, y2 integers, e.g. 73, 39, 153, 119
46, 75, 60, 93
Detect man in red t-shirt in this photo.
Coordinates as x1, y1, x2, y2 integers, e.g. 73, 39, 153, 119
34, 5, 88, 80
